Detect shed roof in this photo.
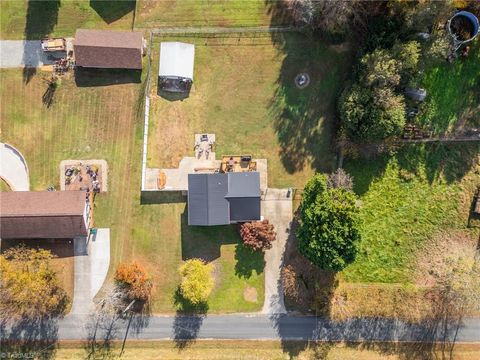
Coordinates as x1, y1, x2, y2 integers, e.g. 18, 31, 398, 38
159, 42, 195, 79
74, 29, 143, 69
0, 191, 88, 239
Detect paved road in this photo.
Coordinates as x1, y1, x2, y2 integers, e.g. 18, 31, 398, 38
0, 142, 29, 191
0, 40, 62, 68
2, 314, 480, 342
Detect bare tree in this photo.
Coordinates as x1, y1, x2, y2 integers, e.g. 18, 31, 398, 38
327, 168, 354, 191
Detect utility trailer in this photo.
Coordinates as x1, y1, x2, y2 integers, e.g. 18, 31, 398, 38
41, 38, 66, 52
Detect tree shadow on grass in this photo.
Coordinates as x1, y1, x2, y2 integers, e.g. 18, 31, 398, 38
90, 0, 136, 24
344, 142, 480, 197
172, 288, 208, 350
23, 0, 60, 84
396, 142, 480, 185
268, 30, 351, 175
0, 317, 59, 360
180, 210, 239, 262
234, 243, 265, 279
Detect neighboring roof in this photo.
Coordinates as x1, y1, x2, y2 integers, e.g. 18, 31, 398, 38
188, 172, 261, 226
74, 29, 143, 69
159, 42, 195, 79
0, 191, 88, 239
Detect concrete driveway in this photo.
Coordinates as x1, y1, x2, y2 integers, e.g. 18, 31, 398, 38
70, 229, 110, 315
0, 40, 62, 68
261, 188, 293, 314
0, 142, 29, 191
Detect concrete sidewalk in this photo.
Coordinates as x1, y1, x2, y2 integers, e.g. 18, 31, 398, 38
0, 142, 29, 191
70, 229, 110, 315
261, 188, 293, 314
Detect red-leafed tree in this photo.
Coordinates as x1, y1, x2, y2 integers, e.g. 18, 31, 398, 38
240, 220, 276, 251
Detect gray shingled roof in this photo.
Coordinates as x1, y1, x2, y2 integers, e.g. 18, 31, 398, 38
188, 172, 261, 226
187, 173, 230, 226
226, 172, 260, 198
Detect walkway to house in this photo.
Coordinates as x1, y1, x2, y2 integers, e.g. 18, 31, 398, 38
261, 188, 293, 314
70, 229, 110, 315
0, 142, 29, 191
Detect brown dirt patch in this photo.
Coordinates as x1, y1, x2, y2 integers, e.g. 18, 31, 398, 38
243, 286, 258, 303
415, 229, 477, 287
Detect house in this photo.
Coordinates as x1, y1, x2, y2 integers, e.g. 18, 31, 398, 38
74, 29, 144, 70
0, 191, 90, 239
188, 172, 261, 226
158, 42, 195, 93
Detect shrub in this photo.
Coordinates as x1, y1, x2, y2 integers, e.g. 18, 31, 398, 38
179, 259, 214, 305
297, 174, 360, 271
115, 261, 153, 302
340, 84, 406, 142
240, 220, 276, 251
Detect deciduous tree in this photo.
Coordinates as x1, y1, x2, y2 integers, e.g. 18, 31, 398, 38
297, 174, 360, 271
240, 220, 276, 251
0, 246, 69, 320
340, 84, 406, 142
115, 261, 153, 302
179, 259, 214, 305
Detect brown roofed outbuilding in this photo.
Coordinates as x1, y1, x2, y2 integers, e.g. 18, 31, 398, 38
74, 29, 144, 70
1, 191, 89, 239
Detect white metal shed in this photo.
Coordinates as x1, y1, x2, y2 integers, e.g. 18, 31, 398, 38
159, 42, 195, 80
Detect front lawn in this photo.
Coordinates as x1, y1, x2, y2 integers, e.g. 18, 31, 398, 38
343, 143, 479, 283
147, 32, 352, 188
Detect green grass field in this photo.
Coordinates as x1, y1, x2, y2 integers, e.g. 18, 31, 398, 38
343, 143, 479, 283
135, 0, 279, 28
0, 0, 135, 40
420, 43, 480, 134
148, 32, 351, 188
0, 0, 288, 40
0, 68, 262, 313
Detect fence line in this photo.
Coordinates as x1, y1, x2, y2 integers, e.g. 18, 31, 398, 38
147, 26, 300, 35
141, 32, 154, 191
